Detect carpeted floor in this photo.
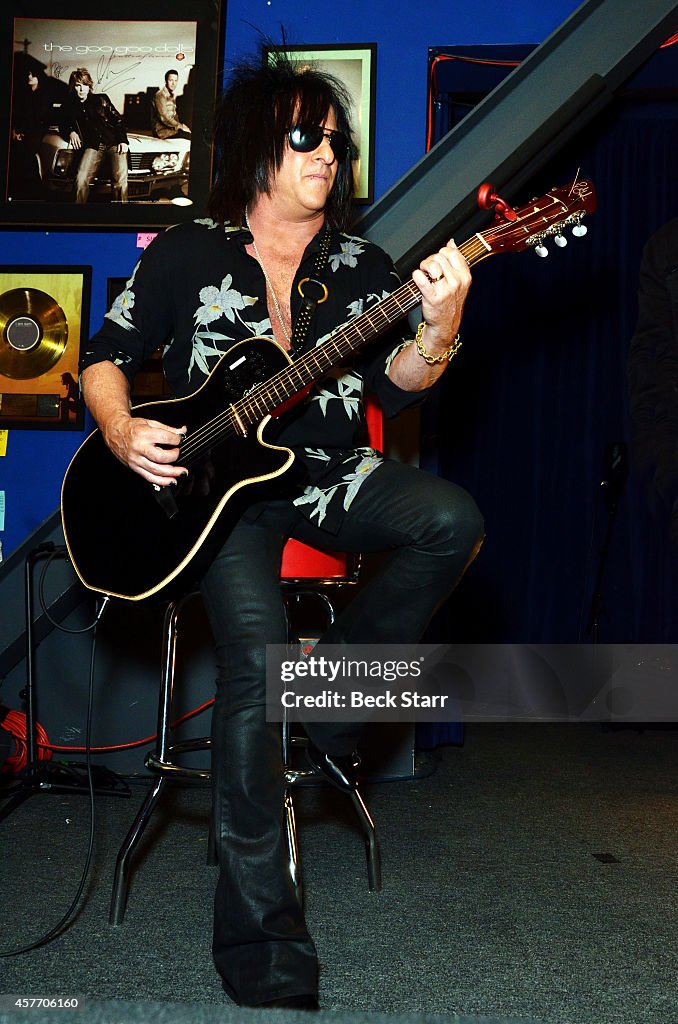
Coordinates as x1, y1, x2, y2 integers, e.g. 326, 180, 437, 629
1, 723, 676, 1024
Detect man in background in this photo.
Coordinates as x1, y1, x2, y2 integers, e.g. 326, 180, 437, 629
9, 58, 51, 200
62, 68, 128, 204
627, 217, 678, 544
151, 69, 191, 140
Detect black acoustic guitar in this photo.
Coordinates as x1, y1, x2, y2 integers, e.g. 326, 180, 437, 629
61, 179, 597, 601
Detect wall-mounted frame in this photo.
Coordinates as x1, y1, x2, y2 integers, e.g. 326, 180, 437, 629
1, 1, 224, 229
426, 45, 535, 152
268, 44, 377, 205
0, 265, 91, 430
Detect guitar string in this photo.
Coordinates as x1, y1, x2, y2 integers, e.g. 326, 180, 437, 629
178, 283, 420, 464
179, 234, 529, 462
179, 198, 580, 463
179, 278, 420, 462
179, 232, 523, 463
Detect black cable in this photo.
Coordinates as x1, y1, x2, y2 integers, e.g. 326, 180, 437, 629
38, 547, 109, 633
0, 559, 109, 957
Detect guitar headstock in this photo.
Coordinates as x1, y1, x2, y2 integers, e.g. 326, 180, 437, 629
471, 179, 597, 261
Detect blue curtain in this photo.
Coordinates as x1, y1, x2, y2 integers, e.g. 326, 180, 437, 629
418, 44, 678, 748
424, 43, 678, 646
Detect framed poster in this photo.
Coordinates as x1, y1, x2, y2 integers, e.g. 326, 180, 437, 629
1, 1, 224, 228
268, 44, 377, 204
0, 266, 91, 430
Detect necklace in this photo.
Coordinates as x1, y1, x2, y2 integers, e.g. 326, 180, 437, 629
244, 208, 292, 347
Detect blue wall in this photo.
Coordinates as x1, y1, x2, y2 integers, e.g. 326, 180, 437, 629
0, 0, 581, 559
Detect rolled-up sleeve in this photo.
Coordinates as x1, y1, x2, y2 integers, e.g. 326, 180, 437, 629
79, 233, 174, 387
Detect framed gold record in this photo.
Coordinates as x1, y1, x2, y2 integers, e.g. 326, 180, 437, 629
0, 265, 90, 429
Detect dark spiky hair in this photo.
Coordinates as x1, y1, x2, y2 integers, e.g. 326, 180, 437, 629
206, 46, 357, 228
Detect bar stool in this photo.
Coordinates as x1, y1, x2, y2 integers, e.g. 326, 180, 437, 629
108, 540, 382, 925
278, 541, 382, 899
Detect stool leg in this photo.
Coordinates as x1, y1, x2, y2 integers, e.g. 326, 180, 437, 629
284, 788, 303, 905
110, 596, 182, 925
349, 788, 382, 892
281, 709, 303, 900
109, 776, 165, 925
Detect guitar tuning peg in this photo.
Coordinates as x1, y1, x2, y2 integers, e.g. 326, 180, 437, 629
554, 233, 567, 248
535, 244, 548, 258
572, 223, 587, 237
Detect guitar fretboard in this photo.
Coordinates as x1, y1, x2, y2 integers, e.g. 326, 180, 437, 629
234, 232, 494, 427
178, 183, 592, 467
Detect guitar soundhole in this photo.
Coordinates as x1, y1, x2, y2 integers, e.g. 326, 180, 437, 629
222, 351, 268, 402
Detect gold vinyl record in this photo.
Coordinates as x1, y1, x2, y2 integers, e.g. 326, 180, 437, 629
0, 287, 68, 380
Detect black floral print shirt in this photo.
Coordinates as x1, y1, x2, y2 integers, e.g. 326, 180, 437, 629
82, 218, 428, 532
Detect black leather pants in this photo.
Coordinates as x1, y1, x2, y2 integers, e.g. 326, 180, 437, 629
199, 460, 483, 1005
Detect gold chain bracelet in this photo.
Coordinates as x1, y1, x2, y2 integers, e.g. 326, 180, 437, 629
414, 321, 462, 364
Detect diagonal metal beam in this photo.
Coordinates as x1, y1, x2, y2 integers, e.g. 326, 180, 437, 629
355, 0, 678, 276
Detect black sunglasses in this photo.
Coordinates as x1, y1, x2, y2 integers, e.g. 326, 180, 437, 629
288, 123, 350, 162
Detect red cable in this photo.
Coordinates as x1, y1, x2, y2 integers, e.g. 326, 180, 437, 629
42, 697, 215, 754
0, 698, 214, 767
0, 710, 53, 773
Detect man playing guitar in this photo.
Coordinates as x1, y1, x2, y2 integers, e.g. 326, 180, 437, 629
78, 47, 483, 1010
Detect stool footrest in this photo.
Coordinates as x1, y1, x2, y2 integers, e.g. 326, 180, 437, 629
145, 758, 211, 782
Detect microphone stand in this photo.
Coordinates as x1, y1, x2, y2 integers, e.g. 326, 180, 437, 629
584, 446, 632, 730
587, 443, 628, 643
586, 490, 621, 643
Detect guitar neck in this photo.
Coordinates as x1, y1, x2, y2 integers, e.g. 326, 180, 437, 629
232, 173, 597, 426
235, 234, 487, 426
